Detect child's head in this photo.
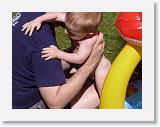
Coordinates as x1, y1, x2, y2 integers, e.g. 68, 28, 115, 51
65, 12, 102, 41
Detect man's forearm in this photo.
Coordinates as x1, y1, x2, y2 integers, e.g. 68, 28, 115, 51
53, 64, 93, 108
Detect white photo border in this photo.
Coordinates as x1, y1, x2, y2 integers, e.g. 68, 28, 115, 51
0, 0, 154, 121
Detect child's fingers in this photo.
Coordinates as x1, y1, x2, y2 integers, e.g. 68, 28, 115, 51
42, 47, 51, 51
21, 25, 29, 31
45, 56, 52, 61
22, 23, 29, 28
37, 24, 41, 30
41, 54, 50, 58
25, 25, 32, 35
29, 26, 35, 36
49, 45, 55, 48
21, 27, 27, 31
41, 50, 50, 54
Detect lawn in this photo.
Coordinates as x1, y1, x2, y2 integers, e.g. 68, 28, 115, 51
13, 12, 126, 63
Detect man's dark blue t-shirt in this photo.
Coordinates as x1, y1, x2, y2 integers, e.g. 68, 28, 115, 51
12, 12, 66, 109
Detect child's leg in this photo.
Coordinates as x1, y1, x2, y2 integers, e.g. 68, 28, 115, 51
71, 81, 100, 109
67, 68, 99, 109
69, 57, 111, 109
95, 55, 111, 96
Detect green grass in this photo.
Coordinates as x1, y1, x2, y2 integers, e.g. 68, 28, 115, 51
13, 12, 126, 63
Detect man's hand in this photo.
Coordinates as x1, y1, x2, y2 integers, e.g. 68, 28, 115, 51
84, 32, 105, 71
41, 45, 59, 61
21, 17, 42, 36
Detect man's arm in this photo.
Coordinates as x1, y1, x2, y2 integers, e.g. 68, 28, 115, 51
39, 64, 93, 108
39, 33, 104, 108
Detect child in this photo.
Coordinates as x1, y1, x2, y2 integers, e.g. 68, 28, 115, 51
22, 12, 111, 97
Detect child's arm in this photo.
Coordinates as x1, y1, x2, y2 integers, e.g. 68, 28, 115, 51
58, 42, 94, 64
38, 12, 65, 22
41, 38, 96, 64
22, 12, 66, 36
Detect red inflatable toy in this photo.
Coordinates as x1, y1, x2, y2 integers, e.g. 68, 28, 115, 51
115, 12, 142, 45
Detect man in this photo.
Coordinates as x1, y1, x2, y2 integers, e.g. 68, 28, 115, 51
12, 12, 104, 109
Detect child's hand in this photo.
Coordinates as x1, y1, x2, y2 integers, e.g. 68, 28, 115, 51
41, 45, 59, 60
21, 18, 42, 36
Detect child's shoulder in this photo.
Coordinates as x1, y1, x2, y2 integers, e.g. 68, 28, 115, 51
78, 35, 97, 49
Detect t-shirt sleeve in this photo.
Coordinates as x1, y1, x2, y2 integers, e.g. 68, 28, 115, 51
31, 22, 66, 87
